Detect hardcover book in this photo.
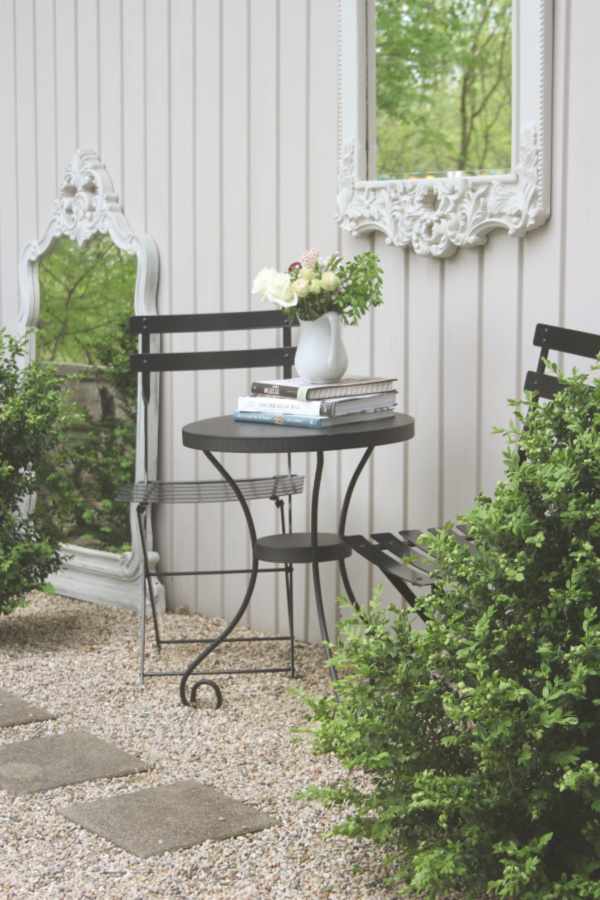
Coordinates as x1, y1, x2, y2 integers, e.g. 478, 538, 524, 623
233, 408, 396, 429
249, 375, 397, 400
237, 390, 397, 417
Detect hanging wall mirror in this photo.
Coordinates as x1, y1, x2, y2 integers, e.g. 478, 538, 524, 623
18, 149, 163, 612
337, 0, 553, 257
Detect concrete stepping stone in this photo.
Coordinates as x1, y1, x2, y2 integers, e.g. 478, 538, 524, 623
0, 689, 56, 727
0, 730, 148, 795
61, 780, 278, 857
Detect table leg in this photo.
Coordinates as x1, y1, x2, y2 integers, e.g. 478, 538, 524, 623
179, 450, 259, 708
310, 451, 338, 682
338, 446, 374, 615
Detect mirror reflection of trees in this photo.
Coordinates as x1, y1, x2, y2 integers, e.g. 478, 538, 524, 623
36, 237, 137, 552
375, 0, 512, 179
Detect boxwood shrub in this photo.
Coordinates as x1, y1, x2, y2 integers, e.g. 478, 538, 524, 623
0, 330, 77, 614
299, 363, 600, 899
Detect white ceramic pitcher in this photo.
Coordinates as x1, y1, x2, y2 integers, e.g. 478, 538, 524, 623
294, 310, 349, 383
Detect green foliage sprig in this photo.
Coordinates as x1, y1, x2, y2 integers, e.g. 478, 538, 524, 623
298, 361, 600, 899
0, 330, 79, 614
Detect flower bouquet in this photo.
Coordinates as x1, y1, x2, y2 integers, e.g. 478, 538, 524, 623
252, 248, 383, 326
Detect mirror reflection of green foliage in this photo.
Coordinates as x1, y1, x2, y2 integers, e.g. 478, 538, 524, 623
376, 0, 512, 178
37, 236, 137, 365
36, 236, 137, 553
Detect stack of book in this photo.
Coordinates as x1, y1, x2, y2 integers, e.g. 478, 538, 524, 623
234, 375, 398, 429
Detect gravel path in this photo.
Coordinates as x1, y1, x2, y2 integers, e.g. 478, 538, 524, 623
0, 591, 410, 900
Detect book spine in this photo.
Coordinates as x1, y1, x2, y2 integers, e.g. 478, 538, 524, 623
233, 410, 325, 428
250, 381, 300, 398
319, 399, 337, 415
237, 395, 324, 416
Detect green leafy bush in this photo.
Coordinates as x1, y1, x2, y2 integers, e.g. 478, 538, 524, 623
299, 363, 600, 899
0, 330, 78, 614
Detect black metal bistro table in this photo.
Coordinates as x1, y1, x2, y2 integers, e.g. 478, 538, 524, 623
180, 412, 415, 705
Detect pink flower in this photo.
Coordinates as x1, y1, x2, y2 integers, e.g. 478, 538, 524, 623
300, 247, 320, 269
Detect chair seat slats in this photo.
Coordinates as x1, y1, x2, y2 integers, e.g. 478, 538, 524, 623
117, 474, 304, 505
344, 535, 436, 594
372, 531, 437, 573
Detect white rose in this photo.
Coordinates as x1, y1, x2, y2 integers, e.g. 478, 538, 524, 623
252, 267, 279, 297
267, 272, 296, 306
265, 291, 298, 309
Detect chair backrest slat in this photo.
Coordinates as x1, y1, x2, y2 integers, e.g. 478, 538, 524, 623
523, 370, 563, 401
129, 310, 295, 336
533, 323, 600, 360
132, 346, 295, 373
524, 322, 600, 401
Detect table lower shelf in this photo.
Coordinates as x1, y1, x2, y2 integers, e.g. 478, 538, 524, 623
254, 532, 352, 564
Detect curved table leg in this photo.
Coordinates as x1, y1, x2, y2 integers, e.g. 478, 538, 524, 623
179, 450, 259, 708
338, 446, 374, 616
310, 451, 338, 683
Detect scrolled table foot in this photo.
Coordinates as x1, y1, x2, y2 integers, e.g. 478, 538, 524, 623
185, 678, 223, 709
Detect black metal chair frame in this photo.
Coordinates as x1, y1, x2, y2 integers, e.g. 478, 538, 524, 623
346, 323, 600, 609
118, 310, 303, 703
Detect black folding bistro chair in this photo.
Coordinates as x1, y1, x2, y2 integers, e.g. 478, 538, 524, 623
117, 310, 303, 703
345, 323, 600, 609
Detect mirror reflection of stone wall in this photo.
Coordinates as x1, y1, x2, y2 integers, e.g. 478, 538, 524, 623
375, 0, 512, 180
36, 236, 137, 552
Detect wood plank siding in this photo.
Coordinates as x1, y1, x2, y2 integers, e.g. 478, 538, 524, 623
1, 0, 599, 643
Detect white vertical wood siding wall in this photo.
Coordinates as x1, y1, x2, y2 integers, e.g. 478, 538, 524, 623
1, 0, 599, 644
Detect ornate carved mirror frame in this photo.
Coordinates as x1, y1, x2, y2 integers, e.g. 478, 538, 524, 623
18, 149, 164, 612
337, 0, 553, 258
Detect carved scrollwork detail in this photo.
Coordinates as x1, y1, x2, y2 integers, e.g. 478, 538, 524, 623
336, 126, 546, 259
52, 149, 121, 246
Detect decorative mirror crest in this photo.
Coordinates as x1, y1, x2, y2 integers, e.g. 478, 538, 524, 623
337, 0, 553, 258
18, 149, 163, 613
52, 149, 120, 246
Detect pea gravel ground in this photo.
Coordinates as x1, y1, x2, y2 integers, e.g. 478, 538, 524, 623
0, 591, 413, 900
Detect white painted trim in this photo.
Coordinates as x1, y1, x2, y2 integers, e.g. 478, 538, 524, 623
18, 149, 164, 613
337, 0, 553, 258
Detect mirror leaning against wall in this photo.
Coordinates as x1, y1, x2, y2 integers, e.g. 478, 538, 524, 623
18, 149, 164, 612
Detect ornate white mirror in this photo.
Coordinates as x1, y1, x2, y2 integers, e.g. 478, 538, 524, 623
18, 149, 163, 612
337, 0, 553, 257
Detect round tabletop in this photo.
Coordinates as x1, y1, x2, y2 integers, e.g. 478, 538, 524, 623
182, 412, 415, 454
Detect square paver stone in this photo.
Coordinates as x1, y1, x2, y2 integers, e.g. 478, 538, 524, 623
61, 780, 278, 857
0, 730, 149, 795
0, 689, 56, 727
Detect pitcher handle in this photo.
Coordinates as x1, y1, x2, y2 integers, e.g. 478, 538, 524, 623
326, 310, 344, 369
